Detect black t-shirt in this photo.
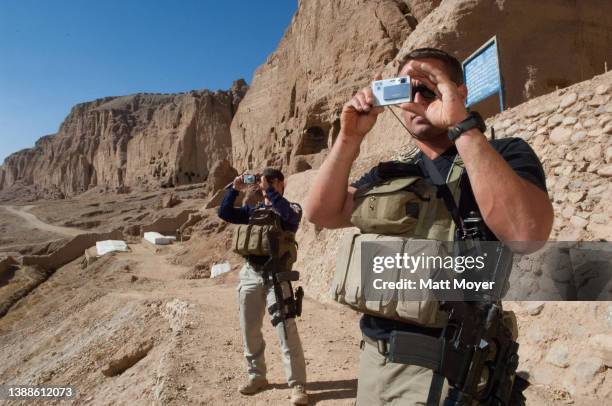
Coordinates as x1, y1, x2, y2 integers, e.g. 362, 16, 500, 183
350, 137, 548, 340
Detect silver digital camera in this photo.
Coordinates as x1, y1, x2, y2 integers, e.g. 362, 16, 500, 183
243, 174, 260, 184
371, 76, 412, 107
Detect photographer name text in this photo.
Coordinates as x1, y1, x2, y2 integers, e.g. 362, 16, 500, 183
372, 278, 495, 291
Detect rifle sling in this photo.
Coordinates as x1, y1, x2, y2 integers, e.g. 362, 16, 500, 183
420, 155, 464, 234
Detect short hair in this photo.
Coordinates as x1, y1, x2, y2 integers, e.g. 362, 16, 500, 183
262, 167, 284, 182
398, 47, 464, 85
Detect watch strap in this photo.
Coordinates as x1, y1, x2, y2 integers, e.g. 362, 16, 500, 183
448, 111, 486, 141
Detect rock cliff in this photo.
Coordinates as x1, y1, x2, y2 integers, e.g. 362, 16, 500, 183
0, 80, 248, 197
231, 0, 612, 174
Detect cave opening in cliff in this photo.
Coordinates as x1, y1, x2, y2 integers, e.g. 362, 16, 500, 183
295, 125, 327, 155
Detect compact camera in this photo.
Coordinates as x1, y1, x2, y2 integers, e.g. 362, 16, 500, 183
243, 174, 260, 184
371, 76, 412, 107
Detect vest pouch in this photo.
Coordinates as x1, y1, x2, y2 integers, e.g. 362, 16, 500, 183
247, 225, 265, 255
278, 231, 298, 265
232, 224, 252, 256
333, 232, 448, 327
362, 235, 404, 319
394, 239, 448, 327
351, 177, 431, 235
233, 224, 273, 256
334, 233, 399, 318
332, 230, 359, 302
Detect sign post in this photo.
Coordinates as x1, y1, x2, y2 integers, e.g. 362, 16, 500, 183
463, 36, 505, 112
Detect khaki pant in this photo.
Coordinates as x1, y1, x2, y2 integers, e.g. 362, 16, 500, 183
237, 262, 307, 387
356, 338, 450, 406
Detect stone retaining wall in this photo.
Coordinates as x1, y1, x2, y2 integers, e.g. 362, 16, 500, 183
21, 229, 124, 270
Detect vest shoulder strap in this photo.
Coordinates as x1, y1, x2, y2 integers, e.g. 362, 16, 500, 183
421, 154, 465, 236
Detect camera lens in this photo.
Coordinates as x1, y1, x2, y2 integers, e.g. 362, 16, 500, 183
400, 78, 406, 83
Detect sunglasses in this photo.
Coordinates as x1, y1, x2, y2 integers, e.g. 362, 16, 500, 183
412, 84, 437, 101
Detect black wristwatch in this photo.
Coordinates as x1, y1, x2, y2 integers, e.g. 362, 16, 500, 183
447, 111, 486, 141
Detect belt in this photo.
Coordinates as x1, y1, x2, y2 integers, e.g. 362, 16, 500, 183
246, 256, 269, 268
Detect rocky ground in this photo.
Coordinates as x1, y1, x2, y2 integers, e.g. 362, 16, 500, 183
0, 192, 609, 405
0, 223, 362, 406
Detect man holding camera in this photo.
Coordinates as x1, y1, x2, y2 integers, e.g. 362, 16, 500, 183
305, 48, 553, 404
218, 168, 308, 405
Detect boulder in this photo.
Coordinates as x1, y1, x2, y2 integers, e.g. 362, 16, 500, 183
159, 193, 181, 209
206, 159, 238, 195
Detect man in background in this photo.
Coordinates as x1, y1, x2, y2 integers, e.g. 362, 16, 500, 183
218, 168, 308, 405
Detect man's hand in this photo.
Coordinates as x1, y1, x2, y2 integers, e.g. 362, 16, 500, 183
400, 60, 469, 128
340, 73, 385, 142
232, 175, 247, 191
259, 174, 269, 191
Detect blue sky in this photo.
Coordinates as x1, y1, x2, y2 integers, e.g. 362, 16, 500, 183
0, 0, 297, 163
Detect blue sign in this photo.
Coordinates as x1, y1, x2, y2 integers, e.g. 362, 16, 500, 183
463, 37, 504, 111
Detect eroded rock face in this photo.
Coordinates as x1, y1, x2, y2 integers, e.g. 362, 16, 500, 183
230, 0, 421, 173
0, 80, 248, 197
231, 0, 612, 173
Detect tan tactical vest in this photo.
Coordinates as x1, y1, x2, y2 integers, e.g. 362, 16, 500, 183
332, 156, 464, 327
232, 207, 298, 265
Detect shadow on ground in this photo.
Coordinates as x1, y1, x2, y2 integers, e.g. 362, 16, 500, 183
269, 379, 358, 404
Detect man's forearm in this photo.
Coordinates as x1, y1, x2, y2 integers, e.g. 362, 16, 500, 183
218, 187, 249, 224
455, 130, 553, 242
266, 187, 300, 226
305, 134, 360, 225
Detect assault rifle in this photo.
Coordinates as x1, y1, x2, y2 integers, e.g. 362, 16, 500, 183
388, 156, 528, 405
388, 215, 526, 405
263, 229, 304, 341
440, 214, 523, 405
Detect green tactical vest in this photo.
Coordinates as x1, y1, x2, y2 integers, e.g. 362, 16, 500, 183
232, 207, 298, 265
332, 155, 464, 327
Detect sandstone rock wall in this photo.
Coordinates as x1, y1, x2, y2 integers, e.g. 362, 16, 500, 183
232, 0, 612, 174
0, 80, 248, 197
231, 0, 419, 172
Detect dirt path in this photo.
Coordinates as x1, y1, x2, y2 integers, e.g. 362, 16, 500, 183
0, 243, 362, 405
1, 205, 84, 237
